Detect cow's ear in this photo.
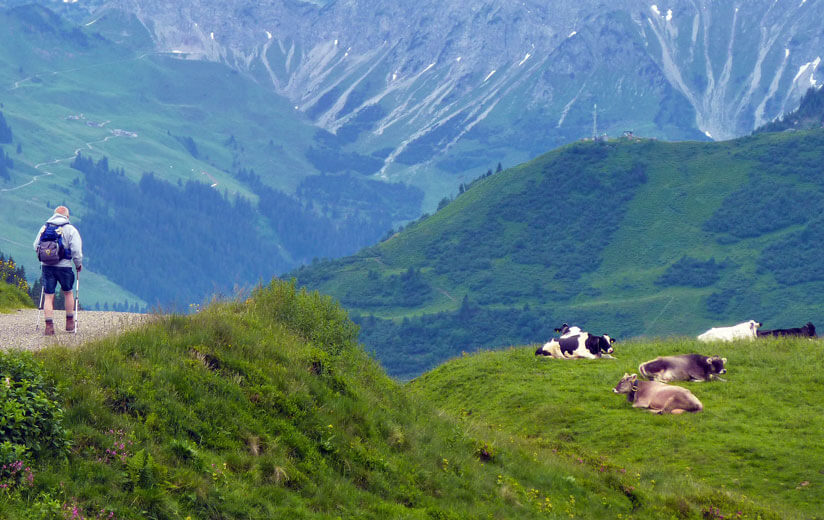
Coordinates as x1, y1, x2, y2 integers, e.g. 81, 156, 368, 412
706, 358, 712, 365
630, 373, 638, 381
610, 337, 616, 344
722, 357, 727, 364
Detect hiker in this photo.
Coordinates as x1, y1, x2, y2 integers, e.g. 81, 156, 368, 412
33, 206, 83, 335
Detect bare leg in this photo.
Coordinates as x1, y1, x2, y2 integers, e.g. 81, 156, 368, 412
43, 293, 56, 335
44, 293, 55, 321
64, 291, 74, 316
660, 396, 678, 414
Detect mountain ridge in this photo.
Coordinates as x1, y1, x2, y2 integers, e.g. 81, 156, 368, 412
292, 128, 824, 378
86, 1, 824, 147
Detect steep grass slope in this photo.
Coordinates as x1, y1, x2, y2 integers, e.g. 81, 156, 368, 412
410, 336, 824, 520
293, 129, 824, 378
0, 283, 631, 520
0, 279, 773, 519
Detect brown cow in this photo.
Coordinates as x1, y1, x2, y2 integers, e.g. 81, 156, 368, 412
638, 354, 727, 383
612, 373, 703, 414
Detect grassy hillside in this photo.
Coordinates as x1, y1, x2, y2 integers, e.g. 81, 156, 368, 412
2, 280, 810, 518
292, 129, 824, 378
0, 279, 777, 519
410, 336, 824, 519
0, 281, 33, 312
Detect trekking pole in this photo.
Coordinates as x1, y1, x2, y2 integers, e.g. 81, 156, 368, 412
73, 270, 79, 334
35, 266, 44, 331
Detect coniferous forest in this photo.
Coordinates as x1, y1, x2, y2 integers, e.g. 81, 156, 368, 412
70, 153, 424, 308
73, 154, 283, 308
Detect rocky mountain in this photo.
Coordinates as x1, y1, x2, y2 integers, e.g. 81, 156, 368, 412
24, 0, 824, 197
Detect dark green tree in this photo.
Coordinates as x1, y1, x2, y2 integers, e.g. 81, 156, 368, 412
0, 111, 12, 144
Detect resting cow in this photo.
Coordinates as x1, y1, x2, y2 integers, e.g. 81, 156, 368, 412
535, 332, 615, 359
697, 320, 761, 342
612, 373, 703, 414
757, 322, 816, 338
639, 354, 727, 383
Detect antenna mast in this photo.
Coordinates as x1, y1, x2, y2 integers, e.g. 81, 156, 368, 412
592, 103, 598, 138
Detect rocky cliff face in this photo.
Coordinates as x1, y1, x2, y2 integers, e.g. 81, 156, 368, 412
32, 0, 824, 188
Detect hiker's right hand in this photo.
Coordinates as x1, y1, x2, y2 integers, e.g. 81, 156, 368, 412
76, 265, 82, 272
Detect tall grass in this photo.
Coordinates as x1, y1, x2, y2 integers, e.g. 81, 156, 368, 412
0, 280, 33, 312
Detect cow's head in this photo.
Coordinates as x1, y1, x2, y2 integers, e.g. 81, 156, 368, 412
707, 355, 727, 375
804, 322, 817, 337
601, 335, 615, 354
749, 320, 762, 331
554, 323, 570, 334
613, 373, 637, 394
584, 334, 615, 355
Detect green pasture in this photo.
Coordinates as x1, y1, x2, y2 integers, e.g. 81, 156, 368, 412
411, 335, 824, 519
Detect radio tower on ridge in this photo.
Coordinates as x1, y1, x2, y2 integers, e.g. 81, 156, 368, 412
592, 103, 598, 138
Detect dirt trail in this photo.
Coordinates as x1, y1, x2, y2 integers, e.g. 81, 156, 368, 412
0, 309, 154, 352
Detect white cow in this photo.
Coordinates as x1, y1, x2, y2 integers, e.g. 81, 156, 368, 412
697, 320, 762, 342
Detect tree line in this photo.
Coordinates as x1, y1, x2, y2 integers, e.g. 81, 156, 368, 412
73, 153, 285, 308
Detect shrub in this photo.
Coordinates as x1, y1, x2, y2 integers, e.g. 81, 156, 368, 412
248, 279, 360, 356
656, 256, 729, 288
0, 352, 68, 472
703, 177, 824, 240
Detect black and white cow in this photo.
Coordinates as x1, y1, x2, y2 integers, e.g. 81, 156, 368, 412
535, 332, 615, 359
756, 322, 816, 338
638, 354, 727, 383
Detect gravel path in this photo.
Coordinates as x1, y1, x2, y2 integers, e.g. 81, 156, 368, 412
0, 308, 155, 352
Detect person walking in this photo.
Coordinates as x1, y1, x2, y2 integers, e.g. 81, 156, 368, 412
33, 206, 83, 335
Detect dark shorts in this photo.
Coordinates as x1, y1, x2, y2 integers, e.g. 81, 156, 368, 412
42, 266, 75, 294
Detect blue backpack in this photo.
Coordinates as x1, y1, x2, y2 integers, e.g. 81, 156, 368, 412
37, 223, 72, 265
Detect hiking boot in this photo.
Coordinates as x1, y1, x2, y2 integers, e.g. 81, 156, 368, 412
44, 320, 55, 336
66, 315, 75, 332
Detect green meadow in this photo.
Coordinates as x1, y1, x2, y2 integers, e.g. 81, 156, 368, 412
411, 336, 824, 519
1, 279, 821, 519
